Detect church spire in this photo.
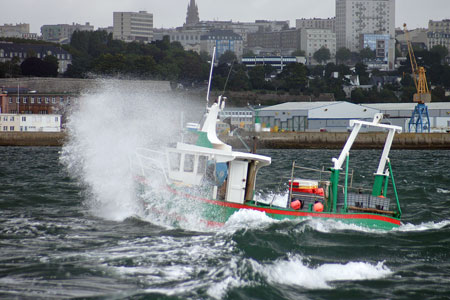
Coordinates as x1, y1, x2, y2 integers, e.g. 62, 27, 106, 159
186, 0, 200, 26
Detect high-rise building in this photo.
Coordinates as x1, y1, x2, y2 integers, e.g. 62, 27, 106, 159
335, 0, 395, 52
185, 0, 200, 26
296, 18, 336, 33
41, 22, 93, 44
113, 11, 153, 43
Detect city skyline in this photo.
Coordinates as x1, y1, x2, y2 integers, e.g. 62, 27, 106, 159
2, 0, 449, 34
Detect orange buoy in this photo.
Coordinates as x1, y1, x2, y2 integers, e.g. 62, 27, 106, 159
313, 202, 324, 212
291, 200, 302, 210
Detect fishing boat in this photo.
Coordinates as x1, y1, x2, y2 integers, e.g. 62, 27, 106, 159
132, 95, 403, 230
131, 50, 403, 230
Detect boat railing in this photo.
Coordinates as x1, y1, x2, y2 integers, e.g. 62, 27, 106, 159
131, 147, 169, 184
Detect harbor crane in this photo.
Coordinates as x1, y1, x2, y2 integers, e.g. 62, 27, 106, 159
404, 23, 431, 133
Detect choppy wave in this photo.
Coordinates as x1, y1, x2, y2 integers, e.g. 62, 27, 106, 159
252, 256, 392, 290
396, 219, 450, 232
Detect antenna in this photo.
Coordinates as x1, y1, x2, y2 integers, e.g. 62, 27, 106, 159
206, 47, 216, 106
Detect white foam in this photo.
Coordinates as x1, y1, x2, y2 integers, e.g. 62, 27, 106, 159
252, 256, 392, 289
220, 209, 278, 233
254, 191, 289, 208
437, 188, 450, 194
303, 218, 386, 234
60, 79, 192, 222
396, 220, 450, 232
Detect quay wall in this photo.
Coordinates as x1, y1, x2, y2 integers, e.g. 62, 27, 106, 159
224, 132, 450, 150
0, 132, 66, 146
0, 78, 172, 94
1, 131, 450, 149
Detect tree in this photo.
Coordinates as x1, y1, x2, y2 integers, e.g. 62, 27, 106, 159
21, 57, 58, 77
43, 55, 59, 76
291, 49, 306, 56
430, 45, 449, 63
336, 47, 352, 64
313, 47, 331, 65
277, 63, 308, 91
218, 50, 237, 65
359, 47, 376, 61
248, 65, 266, 90
355, 62, 370, 85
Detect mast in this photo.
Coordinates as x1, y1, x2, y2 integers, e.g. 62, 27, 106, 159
206, 47, 216, 107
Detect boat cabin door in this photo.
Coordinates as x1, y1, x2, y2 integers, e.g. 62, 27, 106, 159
226, 160, 248, 204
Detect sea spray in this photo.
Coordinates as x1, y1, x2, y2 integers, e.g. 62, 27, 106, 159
60, 79, 203, 222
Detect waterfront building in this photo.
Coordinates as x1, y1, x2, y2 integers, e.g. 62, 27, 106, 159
300, 28, 336, 65
242, 56, 306, 72
41, 23, 93, 44
335, 0, 395, 52
0, 42, 72, 73
257, 101, 450, 132
217, 107, 254, 133
0, 113, 61, 132
0, 88, 74, 116
296, 18, 336, 33
113, 11, 153, 42
200, 30, 243, 59
247, 29, 301, 56
0, 23, 37, 39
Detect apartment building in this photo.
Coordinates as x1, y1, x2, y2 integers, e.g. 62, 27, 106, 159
296, 18, 336, 33
41, 23, 93, 44
113, 11, 153, 43
335, 0, 395, 51
0, 23, 36, 39
200, 30, 243, 59
428, 19, 450, 51
247, 29, 302, 56
0, 113, 61, 132
300, 29, 336, 65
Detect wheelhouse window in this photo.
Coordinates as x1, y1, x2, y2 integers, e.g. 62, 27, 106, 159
197, 156, 208, 175
184, 154, 195, 172
169, 152, 181, 171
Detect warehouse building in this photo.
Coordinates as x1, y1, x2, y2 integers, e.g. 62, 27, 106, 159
257, 102, 450, 132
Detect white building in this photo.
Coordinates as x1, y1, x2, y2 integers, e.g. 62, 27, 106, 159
300, 28, 336, 65
0, 23, 36, 39
113, 11, 153, 43
258, 102, 379, 132
0, 114, 61, 132
218, 107, 254, 133
257, 101, 450, 132
335, 0, 395, 52
169, 29, 203, 51
296, 18, 336, 33
41, 23, 93, 44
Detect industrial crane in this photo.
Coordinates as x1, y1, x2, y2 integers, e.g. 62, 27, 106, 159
404, 23, 431, 133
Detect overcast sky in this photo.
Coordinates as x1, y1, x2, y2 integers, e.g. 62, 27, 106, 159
3, 0, 449, 33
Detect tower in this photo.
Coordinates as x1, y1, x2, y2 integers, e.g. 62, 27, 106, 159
335, 0, 395, 51
186, 0, 200, 26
